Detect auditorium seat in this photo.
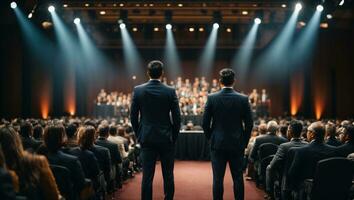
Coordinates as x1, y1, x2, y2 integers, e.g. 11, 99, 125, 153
256, 143, 278, 187
50, 164, 74, 200
302, 157, 354, 200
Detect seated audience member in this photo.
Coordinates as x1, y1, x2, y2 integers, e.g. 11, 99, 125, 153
33, 125, 44, 141
108, 125, 128, 159
68, 127, 100, 186
41, 124, 90, 199
0, 126, 60, 200
65, 123, 78, 148
0, 145, 17, 200
19, 121, 42, 151
245, 126, 259, 179
96, 125, 122, 165
288, 122, 336, 191
266, 120, 308, 199
325, 122, 342, 146
335, 124, 354, 157
250, 121, 288, 163
278, 125, 288, 140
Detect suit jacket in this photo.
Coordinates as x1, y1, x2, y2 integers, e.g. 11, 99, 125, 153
202, 88, 253, 152
288, 140, 336, 186
335, 142, 354, 157
95, 137, 122, 164
130, 80, 181, 146
89, 145, 112, 178
68, 147, 100, 180
250, 134, 288, 162
46, 151, 86, 192
326, 137, 342, 147
21, 137, 42, 151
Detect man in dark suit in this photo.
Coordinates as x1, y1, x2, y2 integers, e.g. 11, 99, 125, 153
250, 121, 288, 164
265, 120, 308, 199
202, 68, 253, 200
335, 124, 354, 157
130, 60, 181, 200
325, 122, 342, 147
288, 122, 336, 191
20, 121, 42, 151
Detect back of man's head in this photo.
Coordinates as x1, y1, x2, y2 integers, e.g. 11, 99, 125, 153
309, 121, 326, 142
66, 123, 78, 139
258, 123, 267, 135
147, 60, 164, 79
289, 120, 303, 138
98, 124, 109, 137
279, 125, 288, 137
108, 125, 117, 136
219, 68, 235, 87
20, 121, 33, 138
44, 125, 65, 152
325, 122, 336, 138
267, 121, 278, 135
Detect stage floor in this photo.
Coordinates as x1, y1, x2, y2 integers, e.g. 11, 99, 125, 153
116, 161, 264, 200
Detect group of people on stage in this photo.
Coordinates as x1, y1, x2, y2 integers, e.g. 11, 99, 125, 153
96, 78, 270, 117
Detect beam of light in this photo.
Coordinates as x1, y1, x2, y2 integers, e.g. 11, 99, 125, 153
120, 23, 143, 77
232, 22, 260, 84
339, 0, 345, 6
11, 2, 17, 9
255, 6, 301, 79
198, 25, 219, 78
163, 25, 181, 79
50, 10, 79, 116
290, 70, 304, 116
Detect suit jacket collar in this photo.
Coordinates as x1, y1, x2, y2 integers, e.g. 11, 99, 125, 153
221, 87, 235, 93
290, 138, 302, 142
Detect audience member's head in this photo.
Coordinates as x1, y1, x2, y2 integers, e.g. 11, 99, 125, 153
147, 60, 164, 79
279, 125, 288, 138
98, 124, 109, 138
288, 120, 303, 139
109, 125, 117, 136
117, 126, 125, 137
20, 121, 33, 138
0, 126, 23, 169
43, 125, 66, 153
33, 125, 44, 140
258, 123, 267, 135
325, 122, 336, 138
66, 123, 78, 139
307, 121, 326, 142
343, 125, 354, 144
219, 68, 235, 87
267, 121, 278, 135
77, 126, 96, 149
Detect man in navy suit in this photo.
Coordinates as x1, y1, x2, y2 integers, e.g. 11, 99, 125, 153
203, 68, 253, 200
130, 60, 181, 200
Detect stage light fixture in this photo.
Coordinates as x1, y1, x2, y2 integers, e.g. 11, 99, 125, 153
199, 27, 204, 32
119, 3, 124, 7
226, 28, 232, 32
166, 24, 172, 30
213, 23, 219, 29
339, 0, 344, 6
48, 5, 55, 13
299, 21, 306, 27
178, 4, 183, 7
63, 4, 68, 8
154, 27, 159, 32
100, 11, 106, 15
254, 18, 262, 24
85, 3, 90, 7
189, 27, 195, 32
281, 4, 287, 8
320, 23, 329, 28
316, 5, 324, 12
326, 14, 333, 19
242, 11, 248, 15
10, 2, 17, 9
74, 18, 80, 24
119, 23, 126, 29
132, 27, 138, 32
28, 13, 33, 19
295, 3, 302, 11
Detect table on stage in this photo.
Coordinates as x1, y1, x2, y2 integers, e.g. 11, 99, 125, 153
175, 131, 210, 160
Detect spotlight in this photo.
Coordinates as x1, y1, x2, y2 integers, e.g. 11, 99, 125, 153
132, 27, 138, 32
199, 27, 204, 32
213, 23, 219, 29
226, 28, 232, 33
281, 4, 287, 8
119, 23, 126, 29
178, 4, 183, 7
74, 18, 80, 24
339, 0, 345, 6
189, 27, 195, 32
48, 5, 55, 13
316, 5, 324, 12
242, 11, 248, 15
10, 2, 17, 9
295, 3, 302, 11
100, 11, 106, 15
254, 18, 261, 24
154, 27, 159, 32
63, 4, 68, 8
166, 24, 172, 30
326, 14, 333, 19
320, 23, 329, 28
28, 13, 33, 19
85, 3, 90, 7
299, 21, 306, 27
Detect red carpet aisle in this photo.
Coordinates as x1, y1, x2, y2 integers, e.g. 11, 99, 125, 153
116, 161, 264, 200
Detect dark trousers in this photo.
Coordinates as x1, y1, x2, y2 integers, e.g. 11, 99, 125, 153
141, 144, 175, 200
211, 150, 244, 200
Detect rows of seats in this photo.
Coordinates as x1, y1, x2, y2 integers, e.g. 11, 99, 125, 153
245, 120, 354, 200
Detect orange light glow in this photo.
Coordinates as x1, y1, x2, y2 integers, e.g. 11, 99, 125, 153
314, 100, 324, 120
64, 69, 76, 116
40, 77, 51, 119
290, 71, 304, 116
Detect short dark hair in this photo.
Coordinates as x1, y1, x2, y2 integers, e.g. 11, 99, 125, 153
147, 60, 164, 79
98, 124, 109, 137
33, 125, 44, 140
219, 68, 235, 86
279, 125, 288, 136
43, 125, 65, 152
66, 123, 78, 139
78, 126, 96, 149
20, 121, 33, 138
311, 122, 326, 142
345, 125, 354, 143
109, 125, 117, 136
289, 120, 303, 138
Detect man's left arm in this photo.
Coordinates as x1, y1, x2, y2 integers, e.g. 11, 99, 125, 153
130, 88, 140, 138
242, 97, 254, 148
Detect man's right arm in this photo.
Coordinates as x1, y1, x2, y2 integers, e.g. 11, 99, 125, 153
202, 96, 212, 139
130, 88, 140, 137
